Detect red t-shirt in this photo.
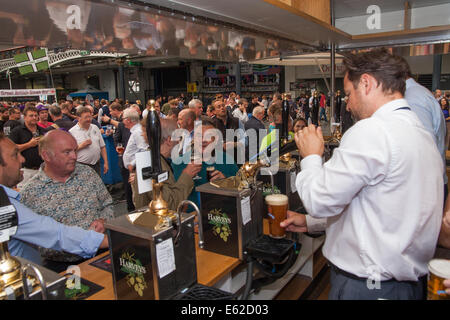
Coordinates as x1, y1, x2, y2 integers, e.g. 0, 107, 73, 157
37, 121, 54, 129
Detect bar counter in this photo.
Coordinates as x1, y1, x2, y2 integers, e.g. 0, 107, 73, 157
69, 234, 241, 300
65, 218, 326, 300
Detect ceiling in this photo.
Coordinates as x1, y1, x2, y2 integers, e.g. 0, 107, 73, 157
133, 0, 450, 50
134, 0, 351, 48
249, 52, 345, 66
333, 0, 450, 19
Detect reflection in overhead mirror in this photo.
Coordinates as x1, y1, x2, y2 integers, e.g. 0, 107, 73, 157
0, 0, 311, 62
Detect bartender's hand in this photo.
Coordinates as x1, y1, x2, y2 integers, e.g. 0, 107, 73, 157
210, 170, 225, 181
443, 279, 450, 295
280, 210, 308, 233
295, 124, 324, 158
183, 163, 202, 178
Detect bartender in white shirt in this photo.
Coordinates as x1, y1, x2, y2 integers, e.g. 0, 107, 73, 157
281, 48, 444, 300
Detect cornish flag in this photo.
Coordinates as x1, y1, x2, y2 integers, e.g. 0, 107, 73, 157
14, 49, 49, 75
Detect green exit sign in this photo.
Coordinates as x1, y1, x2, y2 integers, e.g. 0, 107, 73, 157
80, 50, 90, 56
128, 61, 143, 67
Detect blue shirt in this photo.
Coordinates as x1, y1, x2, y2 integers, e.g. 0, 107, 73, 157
405, 78, 447, 184
2, 185, 104, 265
443, 109, 450, 122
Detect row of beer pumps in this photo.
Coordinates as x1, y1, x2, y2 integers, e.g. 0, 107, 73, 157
104, 94, 341, 300
0, 93, 340, 301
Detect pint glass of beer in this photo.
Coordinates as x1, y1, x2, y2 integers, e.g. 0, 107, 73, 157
116, 143, 124, 155
265, 194, 288, 238
427, 259, 450, 300
206, 166, 215, 181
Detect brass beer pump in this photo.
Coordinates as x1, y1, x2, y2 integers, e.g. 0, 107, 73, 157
132, 100, 172, 230
132, 100, 200, 232
0, 190, 47, 300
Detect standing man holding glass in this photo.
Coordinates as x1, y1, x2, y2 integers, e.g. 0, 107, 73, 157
69, 106, 108, 176
9, 105, 46, 188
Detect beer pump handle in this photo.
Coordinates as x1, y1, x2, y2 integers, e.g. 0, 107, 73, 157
142, 101, 167, 182
278, 140, 297, 157
147, 105, 162, 176
281, 94, 290, 142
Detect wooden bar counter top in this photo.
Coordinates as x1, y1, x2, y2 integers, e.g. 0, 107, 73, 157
70, 234, 241, 300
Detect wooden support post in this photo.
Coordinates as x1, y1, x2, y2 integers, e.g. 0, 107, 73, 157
404, 1, 411, 30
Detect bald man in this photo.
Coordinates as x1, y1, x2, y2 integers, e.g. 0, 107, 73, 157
177, 108, 196, 155
20, 130, 114, 271
0, 132, 108, 267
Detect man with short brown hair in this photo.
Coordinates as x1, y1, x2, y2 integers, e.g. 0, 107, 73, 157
3, 106, 22, 136
9, 105, 46, 188
283, 48, 443, 300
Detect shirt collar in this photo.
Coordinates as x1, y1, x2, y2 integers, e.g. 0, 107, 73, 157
130, 123, 141, 134
77, 122, 90, 131
371, 98, 410, 118
36, 163, 79, 184
1, 184, 20, 200
405, 78, 416, 89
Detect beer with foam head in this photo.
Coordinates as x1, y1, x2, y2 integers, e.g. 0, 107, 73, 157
206, 166, 215, 181
265, 194, 288, 238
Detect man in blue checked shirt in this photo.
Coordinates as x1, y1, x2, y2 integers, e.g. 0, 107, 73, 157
0, 132, 108, 266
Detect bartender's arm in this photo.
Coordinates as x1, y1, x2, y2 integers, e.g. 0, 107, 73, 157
294, 122, 389, 219
280, 210, 326, 234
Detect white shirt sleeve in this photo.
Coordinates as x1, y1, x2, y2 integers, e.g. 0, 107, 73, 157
296, 120, 390, 219
123, 133, 136, 169
305, 215, 327, 233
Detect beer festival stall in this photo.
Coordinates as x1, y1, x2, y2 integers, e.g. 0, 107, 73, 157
0, 0, 449, 306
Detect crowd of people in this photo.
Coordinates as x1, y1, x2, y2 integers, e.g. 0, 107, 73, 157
1, 48, 450, 299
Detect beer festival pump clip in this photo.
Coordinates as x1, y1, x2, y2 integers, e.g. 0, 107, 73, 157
0, 188, 49, 300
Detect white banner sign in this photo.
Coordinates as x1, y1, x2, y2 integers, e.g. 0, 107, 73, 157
0, 88, 56, 97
